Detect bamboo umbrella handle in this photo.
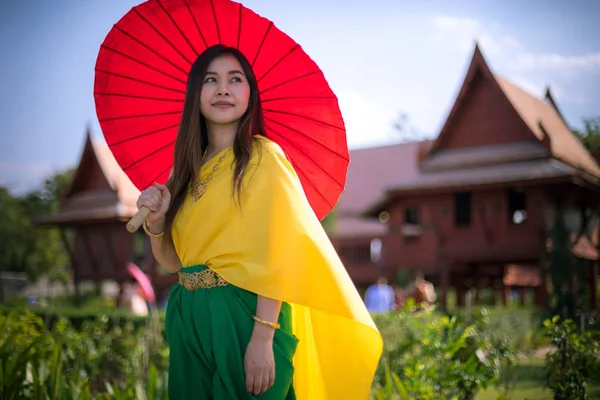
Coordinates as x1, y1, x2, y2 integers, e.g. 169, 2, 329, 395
126, 206, 152, 233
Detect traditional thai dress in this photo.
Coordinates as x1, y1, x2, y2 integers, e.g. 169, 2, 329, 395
166, 135, 382, 399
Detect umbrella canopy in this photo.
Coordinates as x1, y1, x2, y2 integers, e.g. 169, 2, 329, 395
94, 0, 348, 221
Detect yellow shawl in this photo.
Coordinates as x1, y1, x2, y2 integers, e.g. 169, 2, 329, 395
172, 135, 382, 399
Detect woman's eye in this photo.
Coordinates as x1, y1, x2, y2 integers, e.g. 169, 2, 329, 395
231, 76, 243, 83
204, 77, 216, 83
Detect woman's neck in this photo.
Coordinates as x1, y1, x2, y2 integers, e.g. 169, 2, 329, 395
206, 122, 236, 158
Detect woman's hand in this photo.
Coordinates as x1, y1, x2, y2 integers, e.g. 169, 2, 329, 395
136, 182, 171, 231
244, 332, 275, 396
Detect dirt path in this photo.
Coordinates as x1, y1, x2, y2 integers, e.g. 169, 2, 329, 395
518, 346, 554, 359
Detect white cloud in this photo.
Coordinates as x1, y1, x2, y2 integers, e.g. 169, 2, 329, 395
335, 89, 398, 149
515, 52, 600, 70
431, 15, 520, 57
431, 14, 600, 72
429, 14, 598, 106
509, 76, 543, 97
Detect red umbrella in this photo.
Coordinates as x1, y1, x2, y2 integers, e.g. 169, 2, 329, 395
94, 0, 348, 229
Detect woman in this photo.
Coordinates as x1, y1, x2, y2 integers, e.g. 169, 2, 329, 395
136, 44, 381, 399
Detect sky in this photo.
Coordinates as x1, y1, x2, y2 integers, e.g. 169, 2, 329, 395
1, 0, 599, 194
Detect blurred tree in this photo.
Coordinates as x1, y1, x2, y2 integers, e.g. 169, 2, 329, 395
573, 116, 600, 152
0, 168, 74, 283
0, 187, 31, 274
321, 211, 336, 235
391, 111, 422, 143
546, 210, 577, 319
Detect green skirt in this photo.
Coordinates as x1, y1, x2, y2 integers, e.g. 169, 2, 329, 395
165, 265, 298, 399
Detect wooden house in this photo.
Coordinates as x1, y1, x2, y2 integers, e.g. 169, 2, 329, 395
332, 45, 599, 314
36, 130, 176, 301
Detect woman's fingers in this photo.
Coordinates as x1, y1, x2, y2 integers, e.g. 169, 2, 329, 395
268, 369, 275, 391
246, 371, 255, 394
253, 371, 264, 395
154, 182, 171, 204
136, 186, 165, 213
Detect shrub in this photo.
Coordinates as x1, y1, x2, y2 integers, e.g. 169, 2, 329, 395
0, 309, 168, 399
543, 316, 600, 400
371, 301, 517, 400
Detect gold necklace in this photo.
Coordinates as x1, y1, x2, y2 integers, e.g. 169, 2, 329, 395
190, 149, 229, 202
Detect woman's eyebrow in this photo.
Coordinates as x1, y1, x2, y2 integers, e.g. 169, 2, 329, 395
205, 70, 245, 75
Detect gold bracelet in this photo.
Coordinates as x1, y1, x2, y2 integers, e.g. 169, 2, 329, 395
252, 315, 280, 330
143, 220, 164, 238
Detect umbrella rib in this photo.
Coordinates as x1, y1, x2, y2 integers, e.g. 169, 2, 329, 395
113, 25, 189, 76
185, 0, 208, 49
133, 8, 193, 66
264, 109, 345, 131
156, 0, 198, 54
99, 110, 181, 122
123, 140, 175, 172
251, 22, 273, 68
209, 0, 222, 43
264, 115, 349, 162
100, 45, 187, 85
267, 126, 345, 191
259, 70, 321, 95
94, 92, 184, 103
293, 160, 333, 210
108, 123, 179, 147
262, 95, 337, 103
257, 44, 299, 84
95, 69, 186, 94
148, 163, 174, 186
266, 129, 335, 209
236, 2, 242, 48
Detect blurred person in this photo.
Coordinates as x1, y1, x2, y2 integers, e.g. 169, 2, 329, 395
364, 277, 395, 313
413, 274, 436, 305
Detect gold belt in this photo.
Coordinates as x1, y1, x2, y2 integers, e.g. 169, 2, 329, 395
178, 268, 229, 291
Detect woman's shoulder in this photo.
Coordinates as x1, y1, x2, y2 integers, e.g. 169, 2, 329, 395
254, 134, 284, 156
252, 135, 288, 166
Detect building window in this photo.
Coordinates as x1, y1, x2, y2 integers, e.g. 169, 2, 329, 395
370, 238, 382, 263
454, 191, 471, 227
508, 188, 527, 224
404, 207, 419, 225
338, 244, 372, 265
355, 245, 371, 264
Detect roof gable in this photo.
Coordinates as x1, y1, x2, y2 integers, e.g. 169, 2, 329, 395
64, 131, 113, 198
427, 44, 600, 177
430, 44, 541, 153
39, 129, 140, 225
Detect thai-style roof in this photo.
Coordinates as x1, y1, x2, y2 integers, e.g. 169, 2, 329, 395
37, 130, 140, 226
357, 44, 600, 218
333, 140, 427, 239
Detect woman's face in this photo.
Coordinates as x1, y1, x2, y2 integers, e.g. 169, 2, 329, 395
200, 54, 251, 126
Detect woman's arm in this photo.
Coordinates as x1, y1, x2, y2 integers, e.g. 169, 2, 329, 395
244, 295, 282, 395
252, 296, 282, 339
138, 178, 182, 274
146, 219, 182, 273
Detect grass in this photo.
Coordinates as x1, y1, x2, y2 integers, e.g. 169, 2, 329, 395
478, 357, 600, 400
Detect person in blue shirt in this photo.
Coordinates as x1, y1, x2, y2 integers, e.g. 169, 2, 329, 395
364, 277, 395, 313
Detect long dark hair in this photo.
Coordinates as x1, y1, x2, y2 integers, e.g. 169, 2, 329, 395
164, 45, 265, 241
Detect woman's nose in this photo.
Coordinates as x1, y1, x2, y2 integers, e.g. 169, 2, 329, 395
217, 84, 230, 96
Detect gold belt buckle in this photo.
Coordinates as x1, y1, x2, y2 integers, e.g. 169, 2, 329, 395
178, 268, 229, 291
